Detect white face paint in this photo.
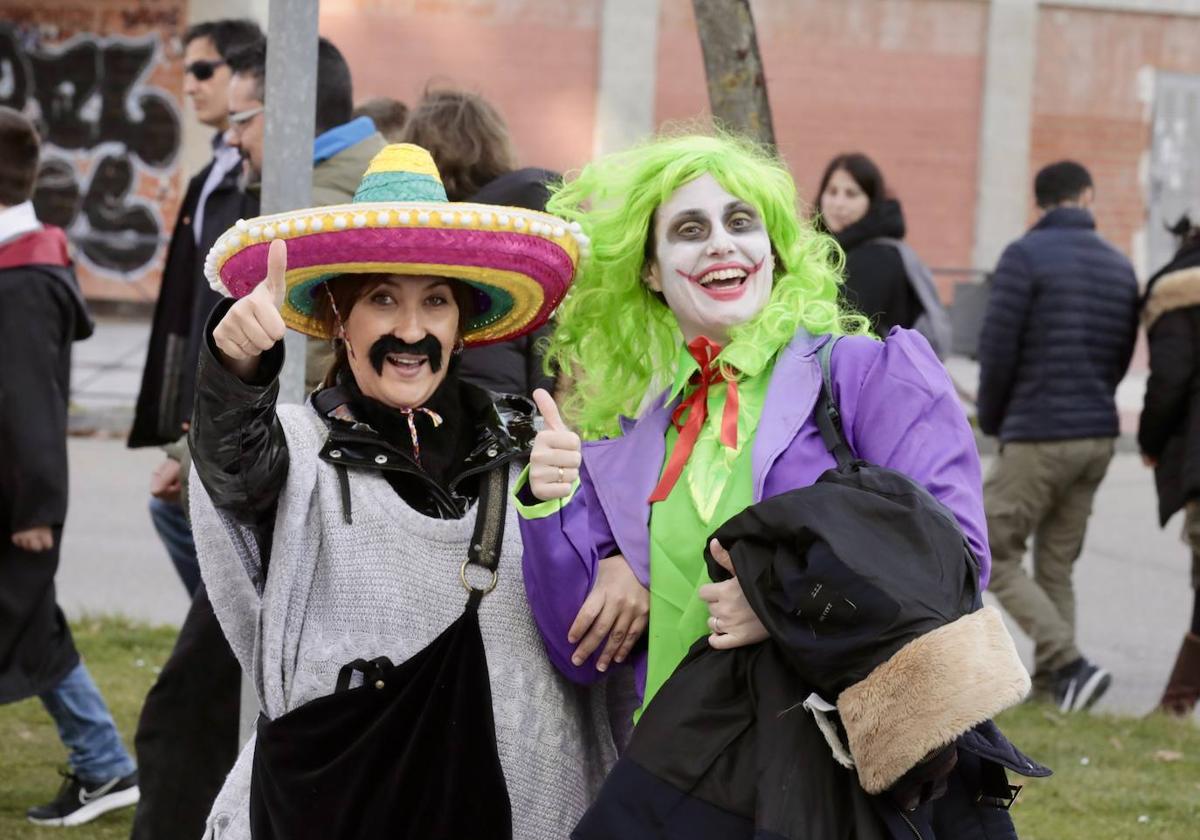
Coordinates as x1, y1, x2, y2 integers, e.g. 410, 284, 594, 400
647, 174, 774, 345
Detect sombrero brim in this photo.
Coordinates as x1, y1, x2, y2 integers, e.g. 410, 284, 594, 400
204, 201, 587, 344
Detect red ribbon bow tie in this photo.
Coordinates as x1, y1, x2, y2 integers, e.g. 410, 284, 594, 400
647, 336, 740, 504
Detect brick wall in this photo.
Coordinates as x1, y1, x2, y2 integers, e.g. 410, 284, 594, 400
1031, 4, 1200, 272
0, 0, 186, 303
319, 0, 602, 176
655, 0, 989, 280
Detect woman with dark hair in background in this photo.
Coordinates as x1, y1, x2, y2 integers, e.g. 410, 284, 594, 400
401, 88, 559, 396
814, 153, 923, 337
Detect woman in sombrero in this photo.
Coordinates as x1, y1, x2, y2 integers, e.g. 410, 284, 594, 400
186, 144, 613, 840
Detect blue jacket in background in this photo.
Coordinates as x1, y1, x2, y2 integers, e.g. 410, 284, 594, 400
977, 207, 1139, 442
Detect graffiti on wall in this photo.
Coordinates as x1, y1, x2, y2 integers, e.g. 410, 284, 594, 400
0, 24, 181, 279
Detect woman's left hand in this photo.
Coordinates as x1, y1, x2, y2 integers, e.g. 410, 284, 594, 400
698, 538, 769, 650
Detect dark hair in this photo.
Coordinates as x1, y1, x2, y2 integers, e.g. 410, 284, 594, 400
812, 152, 887, 231
1034, 161, 1093, 208
399, 89, 516, 200
315, 38, 354, 136
353, 97, 408, 141
227, 38, 353, 135
183, 19, 263, 60
312, 275, 476, 389
224, 38, 266, 102
1168, 213, 1200, 248
0, 106, 40, 206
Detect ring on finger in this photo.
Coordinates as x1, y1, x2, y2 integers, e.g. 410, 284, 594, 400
710, 615, 723, 634
557, 466, 565, 484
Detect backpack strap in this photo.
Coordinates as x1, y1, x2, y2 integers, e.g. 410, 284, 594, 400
461, 466, 510, 609
815, 336, 855, 468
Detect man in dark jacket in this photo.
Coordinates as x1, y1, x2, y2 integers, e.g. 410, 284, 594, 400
128, 19, 262, 595
0, 106, 139, 826
977, 161, 1139, 713
1138, 217, 1200, 717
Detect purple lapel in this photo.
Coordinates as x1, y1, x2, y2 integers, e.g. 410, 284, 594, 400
581, 329, 832, 567
751, 330, 828, 501
581, 392, 674, 573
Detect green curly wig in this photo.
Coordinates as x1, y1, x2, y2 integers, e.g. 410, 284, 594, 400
546, 131, 871, 440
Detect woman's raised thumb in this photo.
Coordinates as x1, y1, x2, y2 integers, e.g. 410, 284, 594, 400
533, 388, 567, 433
263, 238, 287, 308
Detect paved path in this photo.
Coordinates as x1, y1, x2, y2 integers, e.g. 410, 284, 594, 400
57, 433, 1191, 716
58, 437, 191, 626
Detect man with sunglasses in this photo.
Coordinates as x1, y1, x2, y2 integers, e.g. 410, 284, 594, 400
126, 18, 262, 840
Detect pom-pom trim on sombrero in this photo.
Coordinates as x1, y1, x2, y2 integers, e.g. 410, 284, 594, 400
203, 143, 589, 346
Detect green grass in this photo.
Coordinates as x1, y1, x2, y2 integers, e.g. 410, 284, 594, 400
1, 619, 1198, 838
995, 702, 1200, 839
0, 617, 176, 838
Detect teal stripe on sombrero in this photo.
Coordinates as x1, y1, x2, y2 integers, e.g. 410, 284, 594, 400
353, 171, 448, 203
461, 280, 514, 333
287, 274, 514, 334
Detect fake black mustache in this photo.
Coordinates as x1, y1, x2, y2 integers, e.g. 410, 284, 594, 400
368, 334, 444, 375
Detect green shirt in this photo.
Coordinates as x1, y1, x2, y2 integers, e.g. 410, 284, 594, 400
640, 344, 770, 714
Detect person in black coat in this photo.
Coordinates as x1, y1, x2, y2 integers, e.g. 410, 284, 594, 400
1138, 216, 1200, 717
814, 153, 922, 336
977, 161, 1139, 712
0, 106, 140, 827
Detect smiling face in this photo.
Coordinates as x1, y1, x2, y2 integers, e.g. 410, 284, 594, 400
646, 173, 774, 345
819, 168, 870, 234
226, 72, 264, 179
342, 275, 461, 410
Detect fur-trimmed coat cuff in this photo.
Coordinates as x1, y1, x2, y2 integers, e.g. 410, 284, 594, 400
836, 605, 1030, 794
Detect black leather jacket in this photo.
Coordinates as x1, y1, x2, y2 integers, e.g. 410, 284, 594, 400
188, 303, 535, 531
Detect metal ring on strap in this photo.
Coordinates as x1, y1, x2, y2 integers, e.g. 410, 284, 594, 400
460, 558, 499, 595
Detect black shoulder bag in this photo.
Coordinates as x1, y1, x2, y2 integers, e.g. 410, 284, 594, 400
249, 467, 513, 840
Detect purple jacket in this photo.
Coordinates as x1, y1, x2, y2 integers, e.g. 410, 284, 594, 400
518, 328, 989, 700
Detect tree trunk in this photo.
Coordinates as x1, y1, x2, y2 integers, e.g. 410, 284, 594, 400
690, 0, 775, 147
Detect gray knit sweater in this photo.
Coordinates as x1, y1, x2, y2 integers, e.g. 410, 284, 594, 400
191, 404, 615, 839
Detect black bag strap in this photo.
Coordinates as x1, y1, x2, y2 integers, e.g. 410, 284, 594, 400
334, 656, 395, 693
461, 466, 510, 609
815, 336, 855, 468
335, 464, 353, 525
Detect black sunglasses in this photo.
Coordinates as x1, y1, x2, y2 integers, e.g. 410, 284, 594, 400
185, 59, 226, 81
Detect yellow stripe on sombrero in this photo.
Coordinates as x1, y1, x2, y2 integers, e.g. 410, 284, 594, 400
363, 144, 443, 180
279, 261, 547, 343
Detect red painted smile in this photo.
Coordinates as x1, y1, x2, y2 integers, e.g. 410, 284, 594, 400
676, 258, 765, 301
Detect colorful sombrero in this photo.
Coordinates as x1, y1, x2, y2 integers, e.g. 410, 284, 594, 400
203, 144, 587, 345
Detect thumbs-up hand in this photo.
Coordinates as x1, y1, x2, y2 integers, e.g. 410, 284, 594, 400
213, 238, 288, 381
529, 388, 582, 501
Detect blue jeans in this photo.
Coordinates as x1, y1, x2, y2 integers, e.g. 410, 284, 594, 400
38, 663, 136, 784
149, 497, 200, 597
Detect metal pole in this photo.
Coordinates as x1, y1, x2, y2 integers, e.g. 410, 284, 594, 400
239, 0, 319, 747
264, 0, 318, 407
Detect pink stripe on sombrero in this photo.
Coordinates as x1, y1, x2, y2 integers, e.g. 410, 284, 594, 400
220, 228, 573, 322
